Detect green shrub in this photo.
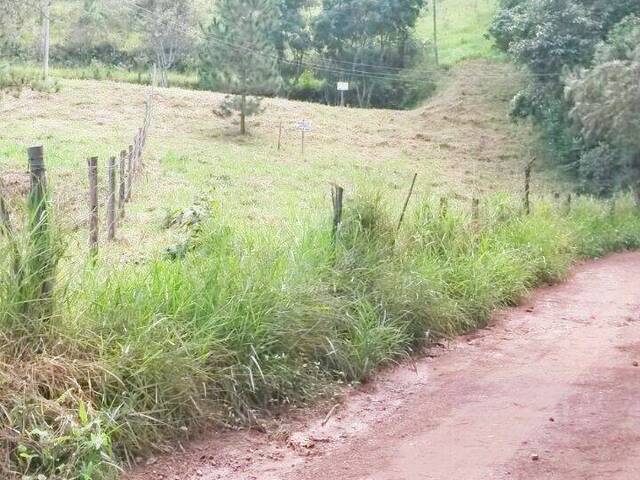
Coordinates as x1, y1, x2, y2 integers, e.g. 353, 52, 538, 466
1, 190, 639, 479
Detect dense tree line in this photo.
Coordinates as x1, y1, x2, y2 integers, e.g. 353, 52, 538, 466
0, 0, 434, 112
490, 0, 640, 199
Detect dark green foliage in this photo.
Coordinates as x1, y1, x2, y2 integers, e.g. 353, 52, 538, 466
491, 0, 600, 79
272, 0, 311, 84
200, 0, 282, 133
311, 0, 432, 108
566, 17, 640, 201
490, 0, 640, 197
576, 144, 623, 197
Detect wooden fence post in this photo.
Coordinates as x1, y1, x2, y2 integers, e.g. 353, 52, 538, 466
107, 155, 116, 241
277, 119, 283, 151
119, 150, 126, 218
331, 183, 344, 239
137, 127, 144, 170
132, 132, 139, 173
126, 144, 133, 201
28, 145, 54, 304
566, 193, 572, 214
397, 173, 418, 232
27, 145, 48, 227
524, 158, 535, 215
88, 156, 99, 256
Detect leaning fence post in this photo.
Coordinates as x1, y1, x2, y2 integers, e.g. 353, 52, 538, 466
524, 158, 535, 215
132, 132, 139, 174
107, 155, 116, 241
565, 193, 572, 214
331, 183, 344, 239
397, 173, 418, 232
136, 127, 144, 171
118, 150, 126, 218
126, 144, 133, 201
88, 156, 99, 257
277, 119, 283, 151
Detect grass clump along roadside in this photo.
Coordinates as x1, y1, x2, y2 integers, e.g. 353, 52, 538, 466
1, 190, 639, 479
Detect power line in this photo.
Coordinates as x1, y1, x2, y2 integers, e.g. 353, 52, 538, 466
118, 0, 437, 82
93, 0, 567, 84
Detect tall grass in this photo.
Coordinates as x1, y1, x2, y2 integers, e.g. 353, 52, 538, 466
7, 63, 198, 90
1, 191, 639, 479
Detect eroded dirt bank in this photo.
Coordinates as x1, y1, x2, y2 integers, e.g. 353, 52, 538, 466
126, 252, 640, 480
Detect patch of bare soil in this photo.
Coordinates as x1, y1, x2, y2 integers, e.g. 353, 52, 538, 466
0, 171, 30, 198
125, 252, 640, 480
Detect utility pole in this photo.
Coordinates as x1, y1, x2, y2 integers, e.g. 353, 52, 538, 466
433, 0, 439, 66
42, 0, 51, 80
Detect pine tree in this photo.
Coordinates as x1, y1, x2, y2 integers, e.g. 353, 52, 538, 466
200, 0, 282, 135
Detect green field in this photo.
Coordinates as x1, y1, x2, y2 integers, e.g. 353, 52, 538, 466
0, 60, 540, 262
416, 0, 501, 65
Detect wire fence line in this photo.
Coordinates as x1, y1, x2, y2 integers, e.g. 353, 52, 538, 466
76, 65, 158, 254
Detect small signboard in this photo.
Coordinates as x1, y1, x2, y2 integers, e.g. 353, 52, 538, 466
296, 119, 312, 132
337, 81, 349, 91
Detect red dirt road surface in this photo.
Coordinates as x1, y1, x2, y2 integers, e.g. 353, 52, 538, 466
127, 252, 640, 480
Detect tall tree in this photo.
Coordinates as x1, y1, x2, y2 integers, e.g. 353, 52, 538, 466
566, 15, 640, 203
137, 0, 195, 87
0, 0, 26, 56
272, 0, 311, 84
313, 0, 426, 107
41, 0, 51, 80
200, 0, 282, 135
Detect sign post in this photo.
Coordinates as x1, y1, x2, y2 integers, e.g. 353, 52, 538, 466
337, 81, 349, 107
296, 120, 312, 155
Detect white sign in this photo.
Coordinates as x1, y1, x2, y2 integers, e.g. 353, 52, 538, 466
337, 82, 349, 91
296, 120, 312, 132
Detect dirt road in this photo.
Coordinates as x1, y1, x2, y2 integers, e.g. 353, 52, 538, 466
127, 252, 640, 480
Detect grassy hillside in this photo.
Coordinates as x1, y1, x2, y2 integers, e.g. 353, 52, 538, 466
0, 60, 541, 261
416, 0, 500, 65
2, 31, 640, 479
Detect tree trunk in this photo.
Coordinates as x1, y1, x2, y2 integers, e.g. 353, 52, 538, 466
240, 94, 246, 135
42, 0, 51, 80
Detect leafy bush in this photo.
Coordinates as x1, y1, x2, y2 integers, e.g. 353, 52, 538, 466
0, 63, 61, 98
490, 0, 640, 196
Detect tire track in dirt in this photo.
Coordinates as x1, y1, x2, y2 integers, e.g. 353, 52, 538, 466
126, 252, 640, 480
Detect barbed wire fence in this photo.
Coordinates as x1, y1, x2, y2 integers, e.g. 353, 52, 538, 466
81, 64, 157, 256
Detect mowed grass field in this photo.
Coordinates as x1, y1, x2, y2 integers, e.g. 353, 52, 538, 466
0, 60, 544, 260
